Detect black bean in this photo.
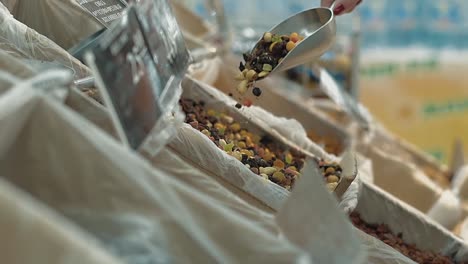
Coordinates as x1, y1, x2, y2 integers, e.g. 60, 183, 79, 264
260, 136, 274, 145
239, 62, 245, 71
198, 123, 208, 130
296, 159, 305, 169
247, 158, 259, 168
255, 63, 264, 72
208, 116, 217, 123
259, 53, 275, 65
269, 175, 280, 184
250, 58, 258, 67
252, 87, 262, 96
241, 154, 248, 163
255, 47, 263, 56
235, 103, 242, 109
258, 159, 269, 168
272, 42, 285, 56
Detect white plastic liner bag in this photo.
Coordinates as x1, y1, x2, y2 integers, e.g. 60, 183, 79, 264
0, 0, 16, 11
0, 2, 91, 80
5, 0, 103, 49
0, 178, 124, 264
0, 49, 36, 80
0, 78, 312, 263
16, 70, 440, 264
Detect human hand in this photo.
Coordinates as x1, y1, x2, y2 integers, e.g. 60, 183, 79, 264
321, 0, 363, 16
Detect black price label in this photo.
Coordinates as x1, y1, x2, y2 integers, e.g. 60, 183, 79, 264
135, 0, 190, 91
78, 0, 127, 27
86, 6, 164, 150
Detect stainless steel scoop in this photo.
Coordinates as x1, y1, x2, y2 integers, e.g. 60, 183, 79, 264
251, 7, 336, 76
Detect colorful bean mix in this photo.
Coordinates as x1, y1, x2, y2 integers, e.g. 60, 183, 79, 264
350, 212, 458, 264
236, 32, 304, 97
179, 98, 341, 191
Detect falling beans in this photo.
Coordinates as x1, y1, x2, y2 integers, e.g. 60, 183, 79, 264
235, 31, 304, 100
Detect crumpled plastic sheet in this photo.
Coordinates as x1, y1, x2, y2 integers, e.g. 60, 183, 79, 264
0, 178, 123, 264
5, 71, 451, 264
5, 0, 103, 50
0, 49, 36, 81
0, 2, 91, 80
0, 0, 16, 11
65, 87, 120, 140
0, 63, 72, 109
171, 77, 360, 213
339, 175, 361, 213
0, 82, 312, 264
147, 146, 279, 229
47, 70, 367, 263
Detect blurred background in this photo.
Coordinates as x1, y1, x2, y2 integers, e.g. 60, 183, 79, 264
177, 0, 468, 166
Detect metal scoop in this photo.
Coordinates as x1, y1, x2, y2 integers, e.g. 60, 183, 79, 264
250, 7, 336, 76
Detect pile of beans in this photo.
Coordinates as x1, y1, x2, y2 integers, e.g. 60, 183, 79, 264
179, 98, 341, 191
350, 212, 458, 264
236, 32, 304, 98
